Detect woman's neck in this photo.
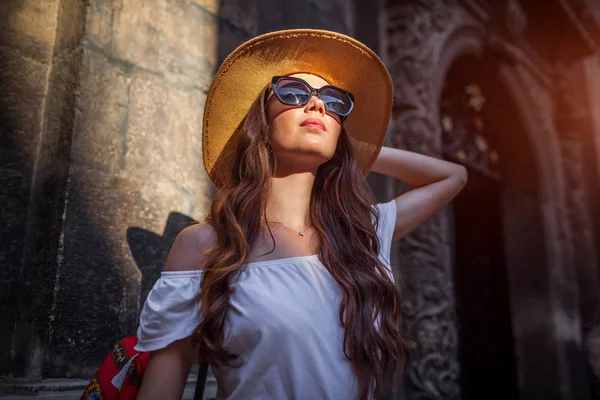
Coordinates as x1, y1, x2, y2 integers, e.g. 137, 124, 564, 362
267, 172, 315, 229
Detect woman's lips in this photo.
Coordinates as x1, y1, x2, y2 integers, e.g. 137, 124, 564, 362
300, 118, 326, 131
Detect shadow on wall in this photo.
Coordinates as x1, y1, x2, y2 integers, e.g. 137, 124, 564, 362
127, 213, 197, 305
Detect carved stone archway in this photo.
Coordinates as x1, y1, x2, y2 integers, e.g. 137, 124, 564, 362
386, 2, 483, 398
386, 1, 585, 399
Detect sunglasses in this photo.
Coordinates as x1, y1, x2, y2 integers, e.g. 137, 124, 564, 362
270, 76, 355, 118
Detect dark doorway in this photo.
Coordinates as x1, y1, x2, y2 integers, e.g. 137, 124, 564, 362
451, 169, 519, 400
441, 55, 520, 400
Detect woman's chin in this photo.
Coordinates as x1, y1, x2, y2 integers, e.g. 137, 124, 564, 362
274, 150, 334, 171
299, 147, 335, 163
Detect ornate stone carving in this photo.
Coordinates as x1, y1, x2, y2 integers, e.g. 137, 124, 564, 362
387, 0, 462, 121
440, 78, 502, 180
386, 0, 470, 398
399, 248, 460, 399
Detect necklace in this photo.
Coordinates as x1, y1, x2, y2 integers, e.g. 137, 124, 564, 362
268, 221, 312, 236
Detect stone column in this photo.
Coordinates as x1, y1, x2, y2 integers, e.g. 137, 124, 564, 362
503, 61, 589, 400
552, 61, 600, 399
7, 0, 218, 378
45, 0, 221, 378
574, 56, 600, 397
1, 0, 87, 379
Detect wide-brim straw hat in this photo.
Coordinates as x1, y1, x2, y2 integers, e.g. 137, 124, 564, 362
202, 29, 393, 187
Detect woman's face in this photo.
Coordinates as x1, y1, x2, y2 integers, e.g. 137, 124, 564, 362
266, 73, 342, 173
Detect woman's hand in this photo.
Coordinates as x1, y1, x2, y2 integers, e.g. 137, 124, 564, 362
371, 146, 468, 241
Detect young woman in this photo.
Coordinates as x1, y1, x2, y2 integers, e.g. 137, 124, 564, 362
135, 29, 467, 400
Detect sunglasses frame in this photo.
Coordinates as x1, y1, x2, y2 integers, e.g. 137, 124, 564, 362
270, 76, 355, 118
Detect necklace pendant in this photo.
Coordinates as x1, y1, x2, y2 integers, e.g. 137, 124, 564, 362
299, 230, 305, 236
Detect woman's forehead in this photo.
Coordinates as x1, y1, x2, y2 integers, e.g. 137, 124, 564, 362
286, 73, 331, 87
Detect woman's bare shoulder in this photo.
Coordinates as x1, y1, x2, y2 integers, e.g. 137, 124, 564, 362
163, 222, 218, 272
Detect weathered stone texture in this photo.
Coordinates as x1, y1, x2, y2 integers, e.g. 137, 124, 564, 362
39, 0, 216, 377
0, 0, 60, 62
124, 72, 205, 198
94, 0, 220, 90
16, 0, 88, 380
0, 0, 89, 380
71, 50, 130, 173
46, 167, 192, 377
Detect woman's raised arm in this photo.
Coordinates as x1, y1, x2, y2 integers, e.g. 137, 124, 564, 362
371, 146, 467, 241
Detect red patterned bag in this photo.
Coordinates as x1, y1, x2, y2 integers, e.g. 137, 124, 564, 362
80, 336, 149, 400
82, 335, 208, 399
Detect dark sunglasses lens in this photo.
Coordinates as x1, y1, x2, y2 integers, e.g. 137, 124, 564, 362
319, 87, 352, 115
275, 79, 312, 105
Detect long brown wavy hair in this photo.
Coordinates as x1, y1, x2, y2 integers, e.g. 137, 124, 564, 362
193, 86, 410, 399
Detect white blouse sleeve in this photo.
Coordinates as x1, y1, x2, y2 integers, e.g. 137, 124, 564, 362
375, 199, 397, 282
134, 270, 204, 352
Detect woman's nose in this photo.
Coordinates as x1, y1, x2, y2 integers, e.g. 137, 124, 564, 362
304, 94, 325, 115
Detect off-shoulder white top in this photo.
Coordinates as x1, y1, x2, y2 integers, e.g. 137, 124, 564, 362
135, 200, 397, 400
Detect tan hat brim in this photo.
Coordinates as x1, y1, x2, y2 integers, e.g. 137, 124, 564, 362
202, 29, 393, 186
